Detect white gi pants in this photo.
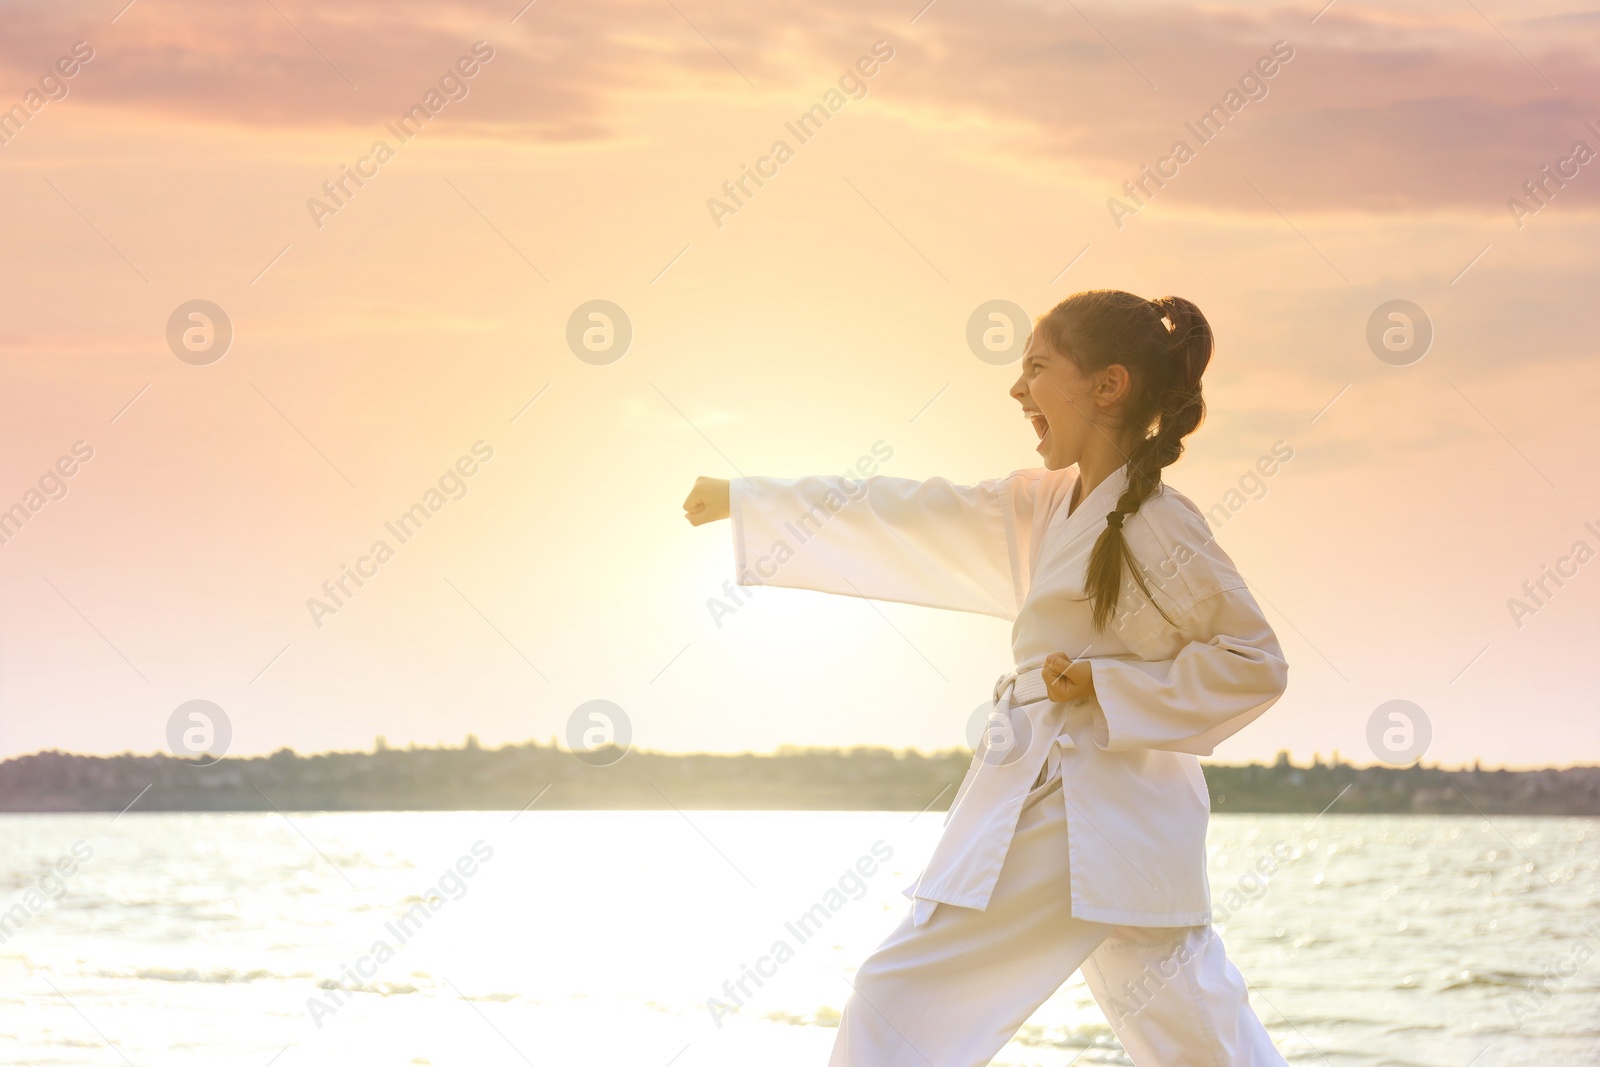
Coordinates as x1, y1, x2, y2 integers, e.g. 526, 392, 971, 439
828, 768, 1287, 1066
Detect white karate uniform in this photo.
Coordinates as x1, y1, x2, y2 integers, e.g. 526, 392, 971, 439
729, 462, 1291, 1065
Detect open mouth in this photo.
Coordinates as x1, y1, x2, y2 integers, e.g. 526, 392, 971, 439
1023, 408, 1050, 452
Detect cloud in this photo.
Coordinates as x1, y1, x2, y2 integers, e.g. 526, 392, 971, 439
3, 1, 1599, 216
1162, 96, 1600, 216
869, 3, 1600, 217
1, 0, 672, 139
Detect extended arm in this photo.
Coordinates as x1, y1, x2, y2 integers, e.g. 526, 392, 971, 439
684, 472, 1050, 619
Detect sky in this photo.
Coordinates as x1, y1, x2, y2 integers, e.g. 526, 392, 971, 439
0, 0, 1597, 768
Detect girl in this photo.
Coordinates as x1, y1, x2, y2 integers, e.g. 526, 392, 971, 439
682, 290, 1290, 1065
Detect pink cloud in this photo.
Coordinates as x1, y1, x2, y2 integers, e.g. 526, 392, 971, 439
2, 1, 1598, 215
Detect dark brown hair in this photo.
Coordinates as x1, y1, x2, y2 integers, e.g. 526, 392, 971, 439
1033, 289, 1213, 630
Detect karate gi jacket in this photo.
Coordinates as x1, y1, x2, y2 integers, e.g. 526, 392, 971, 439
729, 462, 1289, 928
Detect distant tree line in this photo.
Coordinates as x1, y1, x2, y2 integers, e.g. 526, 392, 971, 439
0, 742, 1595, 815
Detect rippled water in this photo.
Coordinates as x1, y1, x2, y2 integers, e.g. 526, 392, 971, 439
0, 811, 1596, 1066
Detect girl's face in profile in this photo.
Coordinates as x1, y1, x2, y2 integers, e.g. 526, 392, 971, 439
1010, 331, 1097, 471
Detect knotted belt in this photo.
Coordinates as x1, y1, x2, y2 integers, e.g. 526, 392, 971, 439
904, 661, 1078, 926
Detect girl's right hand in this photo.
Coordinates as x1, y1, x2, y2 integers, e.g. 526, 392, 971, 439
1043, 652, 1094, 704
683, 476, 730, 526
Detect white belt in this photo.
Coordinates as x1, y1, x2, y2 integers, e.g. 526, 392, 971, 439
905, 662, 1076, 925
983, 663, 1078, 764
993, 664, 1050, 707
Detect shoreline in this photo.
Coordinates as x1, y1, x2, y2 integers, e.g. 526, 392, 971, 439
3, 745, 1596, 816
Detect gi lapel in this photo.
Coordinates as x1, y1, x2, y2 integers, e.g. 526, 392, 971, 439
1041, 462, 1131, 560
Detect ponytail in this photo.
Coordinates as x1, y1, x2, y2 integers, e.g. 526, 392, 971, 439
1036, 291, 1214, 630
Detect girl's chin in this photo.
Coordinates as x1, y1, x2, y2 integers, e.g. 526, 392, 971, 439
1035, 435, 1079, 471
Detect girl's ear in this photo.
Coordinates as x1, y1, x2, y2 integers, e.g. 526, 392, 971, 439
1095, 363, 1133, 410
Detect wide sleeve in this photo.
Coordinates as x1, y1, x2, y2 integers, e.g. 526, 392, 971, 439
728, 472, 1049, 620
1085, 583, 1288, 756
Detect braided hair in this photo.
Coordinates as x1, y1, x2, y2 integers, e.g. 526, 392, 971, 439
1033, 290, 1213, 630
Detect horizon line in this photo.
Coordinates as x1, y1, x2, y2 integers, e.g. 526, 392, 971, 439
3, 741, 1593, 775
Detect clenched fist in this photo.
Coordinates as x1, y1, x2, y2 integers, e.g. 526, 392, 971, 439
1043, 652, 1095, 703
682, 476, 730, 526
